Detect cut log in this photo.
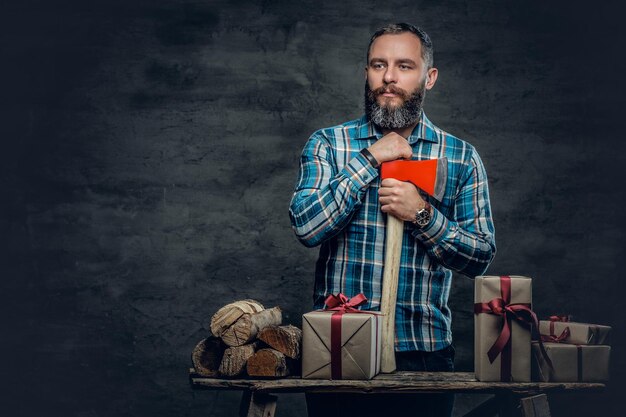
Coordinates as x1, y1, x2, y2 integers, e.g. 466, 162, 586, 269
257, 325, 302, 359
219, 343, 258, 377
191, 336, 225, 377
221, 306, 282, 347
247, 348, 290, 377
210, 299, 264, 337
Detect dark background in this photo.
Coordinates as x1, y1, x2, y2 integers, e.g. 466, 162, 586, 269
2, 0, 625, 416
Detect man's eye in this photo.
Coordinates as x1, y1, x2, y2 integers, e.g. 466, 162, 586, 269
399, 65, 412, 70
372, 63, 385, 69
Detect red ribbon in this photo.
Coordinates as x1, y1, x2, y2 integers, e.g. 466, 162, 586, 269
541, 315, 571, 343
474, 276, 552, 381
323, 293, 378, 379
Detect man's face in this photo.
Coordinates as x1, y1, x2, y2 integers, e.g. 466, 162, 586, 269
364, 32, 436, 129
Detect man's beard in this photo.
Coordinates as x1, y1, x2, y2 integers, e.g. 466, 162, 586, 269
364, 81, 426, 129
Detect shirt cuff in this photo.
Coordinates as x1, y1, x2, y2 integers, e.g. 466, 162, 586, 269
341, 152, 379, 192
411, 206, 450, 245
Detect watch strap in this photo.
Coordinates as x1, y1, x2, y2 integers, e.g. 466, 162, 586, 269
360, 148, 379, 168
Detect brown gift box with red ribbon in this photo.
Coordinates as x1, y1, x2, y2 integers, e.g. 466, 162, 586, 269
539, 317, 611, 345
532, 342, 610, 382
474, 275, 535, 382
302, 294, 381, 380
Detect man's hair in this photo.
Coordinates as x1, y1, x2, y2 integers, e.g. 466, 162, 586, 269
367, 23, 434, 69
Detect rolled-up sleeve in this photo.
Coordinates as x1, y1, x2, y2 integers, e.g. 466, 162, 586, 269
289, 132, 378, 247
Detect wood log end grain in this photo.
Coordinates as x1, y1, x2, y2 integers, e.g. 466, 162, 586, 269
222, 306, 283, 347
247, 348, 290, 378
191, 336, 225, 377
257, 325, 302, 359
218, 342, 258, 377
209, 299, 264, 337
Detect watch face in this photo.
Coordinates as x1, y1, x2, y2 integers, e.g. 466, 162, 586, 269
415, 208, 431, 226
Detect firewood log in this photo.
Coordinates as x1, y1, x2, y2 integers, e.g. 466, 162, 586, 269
210, 299, 264, 337
218, 342, 258, 377
191, 336, 225, 377
247, 348, 291, 377
221, 306, 282, 347
257, 325, 302, 359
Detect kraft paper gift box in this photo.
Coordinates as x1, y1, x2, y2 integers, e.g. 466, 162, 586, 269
532, 342, 610, 382
302, 310, 381, 379
474, 275, 533, 382
539, 319, 611, 345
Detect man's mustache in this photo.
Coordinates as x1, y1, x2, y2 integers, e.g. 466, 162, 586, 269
372, 85, 410, 99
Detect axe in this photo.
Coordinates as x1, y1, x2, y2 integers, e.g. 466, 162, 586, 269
379, 157, 448, 373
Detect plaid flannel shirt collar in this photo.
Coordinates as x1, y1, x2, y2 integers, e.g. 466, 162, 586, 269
354, 112, 440, 144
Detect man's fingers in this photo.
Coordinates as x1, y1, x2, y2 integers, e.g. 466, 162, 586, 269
380, 178, 401, 187
401, 147, 413, 160
378, 187, 395, 196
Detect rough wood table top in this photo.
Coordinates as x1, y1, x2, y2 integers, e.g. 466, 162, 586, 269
189, 370, 606, 395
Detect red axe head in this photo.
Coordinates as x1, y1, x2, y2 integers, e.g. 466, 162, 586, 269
380, 158, 448, 201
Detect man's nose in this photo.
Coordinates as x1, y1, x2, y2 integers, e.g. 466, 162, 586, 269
383, 66, 398, 83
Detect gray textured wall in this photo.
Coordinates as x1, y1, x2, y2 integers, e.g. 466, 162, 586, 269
2, 0, 624, 416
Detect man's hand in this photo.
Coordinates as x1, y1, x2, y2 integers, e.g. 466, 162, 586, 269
367, 132, 412, 164
378, 178, 428, 222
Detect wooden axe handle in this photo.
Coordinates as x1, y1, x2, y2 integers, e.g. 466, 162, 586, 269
380, 214, 404, 373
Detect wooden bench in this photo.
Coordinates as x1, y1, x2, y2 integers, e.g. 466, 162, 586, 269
189, 370, 605, 417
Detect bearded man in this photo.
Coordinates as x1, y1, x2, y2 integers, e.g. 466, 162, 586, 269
289, 23, 496, 417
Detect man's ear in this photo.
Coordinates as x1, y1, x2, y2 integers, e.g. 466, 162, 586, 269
425, 68, 438, 90
364, 66, 368, 80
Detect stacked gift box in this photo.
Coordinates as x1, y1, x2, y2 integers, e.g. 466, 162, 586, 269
474, 275, 611, 383
533, 317, 611, 382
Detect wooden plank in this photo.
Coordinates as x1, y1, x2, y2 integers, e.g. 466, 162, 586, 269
374, 371, 477, 381
189, 369, 606, 396
251, 379, 604, 395
520, 394, 551, 417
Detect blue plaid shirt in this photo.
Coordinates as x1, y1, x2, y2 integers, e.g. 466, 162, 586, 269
289, 113, 496, 352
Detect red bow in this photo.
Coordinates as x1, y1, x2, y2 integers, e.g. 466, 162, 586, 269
541, 314, 572, 343
324, 293, 368, 312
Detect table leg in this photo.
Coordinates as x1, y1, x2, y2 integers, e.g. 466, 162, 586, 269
240, 391, 278, 417
519, 394, 551, 417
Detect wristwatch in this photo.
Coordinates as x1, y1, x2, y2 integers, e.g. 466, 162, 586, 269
413, 201, 432, 227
